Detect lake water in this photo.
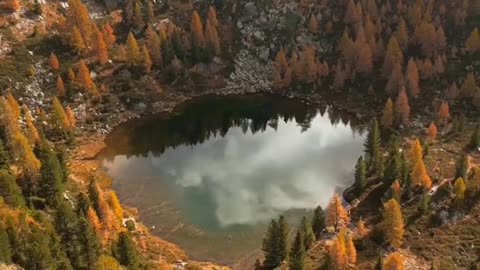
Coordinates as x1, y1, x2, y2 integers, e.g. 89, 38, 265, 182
100, 95, 366, 265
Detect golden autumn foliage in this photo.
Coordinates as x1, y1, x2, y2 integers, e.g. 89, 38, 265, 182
71, 25, 87, 53
65, 106, 76, 129
126, 32, 140, 64
356, 218, 368, 238
94, 29, 109, 65
205, 18, 220, 55
409, 138, 423, 165
49, 52, 60, 71
391, 180, 401, 202
383, 36, 403, 78
103, 23, 116, 48
327, 230, 348, 269
462, 72, 478, 97
466, 28, 480, 53
454, 177, 466, 202
191, 10, 205, 48
426, 122, 437, 142
384, 252, 405, 270
326, 193, 350, 230
87, 206, 102, 233
381, 98, 394, 129
406, 58, 419, 98
57, 76, 66, 97
95, 255, 123, 270
107, 191, 123, 222
142, 45, 152, 73
51, 97, 71, 133
4, 0, 20, 11
382, 199, 404, 249
6, 92, 20, 120
437, 101, 450, 127
308, 15, 318, 33
345, 233, 357, 264
411, 158, 432, 189
207, 6, 218, 27
395, 87, 410, 126
23, 107, 40, 144
76, 59, 97, 95
68, 68, 76, 81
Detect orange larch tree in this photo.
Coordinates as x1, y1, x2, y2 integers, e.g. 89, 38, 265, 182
383, 252, 405, 270
205, 18, 220, 55
426, 122, 438, 142
409, 138, 423, 166
327, 230, 348, 269
395, 17, 408, 50
411, 158, 432, 189
23, 107, 40, 144
381, 98, 394, 130
466, 28, 480, 53
308, 15, 318, 33
94, 30, 109, 65
142, 45, 152, 73
437, 101, 450, 127
5, 0, 20, 11
406, 58, 419, 98
76, 59, 96, 93
326, 193, 350, 230
103, 23, 116, 48
356, 43, 373, 75
383, 36, 403, 78
461, 72, 478, 97
49, 52, 60, 71
394, 87, 410, 126
126, 32, 140, 64
345, 233, 357, 264
191, 10, 205, 48
57, 76, 66, 97
207, 5, 218, 27
382, 199, 404, 248
146, 25, 162, 66
65, 106, 76, 129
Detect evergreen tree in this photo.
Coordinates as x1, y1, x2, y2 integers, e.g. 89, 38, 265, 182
88, 178, 100, 214
456, 154, 469, 180
0, 139, 9, 171
0, 169, 25, 207
312, 206, 325, 238
55, 201, 82, 268
38, 147, 64, 206
115, 231, 140, 270
374, 256, 383, 270
354, 156, 367, 193
364, 118, 381, 169
419, 190, 430, 214
384, 150, 401, 186
469, 124, 480, 150
289, 231, 307, 270
300, 216, 315, 249
0, 226, 12, 264
134, 1, 144, 28
262, 216, 288, 270
78, 217, 99, 269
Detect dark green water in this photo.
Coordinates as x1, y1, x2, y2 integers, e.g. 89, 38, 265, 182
100, 95, 366, 264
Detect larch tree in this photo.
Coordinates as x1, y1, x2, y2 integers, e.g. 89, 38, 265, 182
146, 25, 162, 66
96, 255, 122, 270
327, 230, 348, 270
454, 177, 466, 205
391, 180, 401, 202
87, 206, 102, 234
345, 233, 357, 264
5, 0, 21, 11
410, 138, 423, 166
395, 87, 410, 126
426, 122, 437, 142
103, 23, 116, 48
51, 97, 71, 135
68, 67, 76, 81
146, 0, 154, 24
395, 17, 408, 50
437, 101, 450, 127
191, 10, 205, 48
357, 43, 373, 75
446, 82, 459, 101
383, 36, 403, 78
141, 45, 152, 73
381, 199, 404, 249
126, 32, 140, 65
108, 191, 123, 223
6, 92, 20, 120
205, 18, 220, 55
95, 30, 109, 65
461, 72, 478, 97
23, 107, 40, 144
383, 252, 405, 270
406, 58, 419, 98
466, 28, 480, 53
308, 15, 318, 33
71, 25, 87, 53
411, 158, 432, 189
65, 106, 76, 129
325, 193, 350, 230
57, 76, 66, 97
134, 1, 144, 28
381, 98, 394, 130
356, 219, 367, 238
76, 59, 96, 94
49, 52, 60, 71
207, 6, 218, 27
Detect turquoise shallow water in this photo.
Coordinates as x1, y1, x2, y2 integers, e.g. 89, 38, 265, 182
100, 95, 366, 264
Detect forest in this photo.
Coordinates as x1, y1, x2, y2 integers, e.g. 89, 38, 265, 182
0, 0, 479, 269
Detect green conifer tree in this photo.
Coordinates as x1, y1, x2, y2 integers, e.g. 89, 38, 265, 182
300, 216, 315, 249
0, 139, 10, 171
115, 231, 141, 270
469, 124, 480, 150
88, 178, 100, 214
0, 169, 25, 207
354, 156, 367, 193
455, 153, 469, 180
38, 147, 64, 207
0, 226, 12, 264
384, 150, 401, 186
364, 118, 381, 170
312, 206, 325, 238
289, 231, 307, 270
